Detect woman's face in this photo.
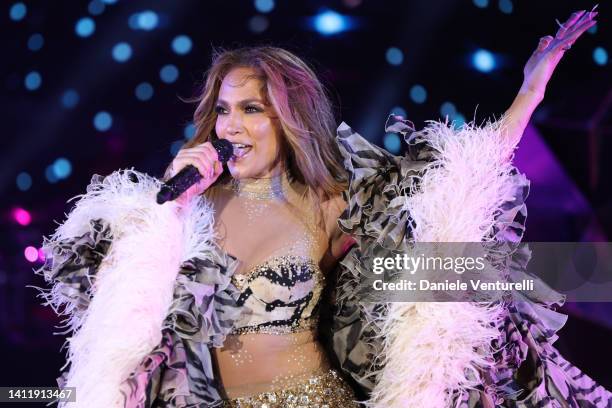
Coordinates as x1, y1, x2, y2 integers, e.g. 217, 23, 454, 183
215, 67, 284, 179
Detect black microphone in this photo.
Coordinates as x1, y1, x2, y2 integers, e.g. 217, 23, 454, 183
156, 139, 233, 204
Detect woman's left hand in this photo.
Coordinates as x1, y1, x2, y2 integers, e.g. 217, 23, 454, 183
520, 7, 598, 97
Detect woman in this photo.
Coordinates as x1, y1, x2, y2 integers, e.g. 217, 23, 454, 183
37, 8, 610, 408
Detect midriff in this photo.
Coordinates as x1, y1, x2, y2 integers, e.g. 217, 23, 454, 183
213, 330, 331, 399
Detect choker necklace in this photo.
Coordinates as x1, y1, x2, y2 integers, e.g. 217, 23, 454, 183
228, 170, 294, 200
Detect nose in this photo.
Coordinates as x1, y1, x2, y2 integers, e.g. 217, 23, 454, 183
224, 110, 244, 136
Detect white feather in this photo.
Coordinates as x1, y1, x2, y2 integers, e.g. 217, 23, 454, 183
366, 116, 517, 407
37, 170, 215, 408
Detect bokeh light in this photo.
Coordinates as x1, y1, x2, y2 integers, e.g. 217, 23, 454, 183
13, 208, 32, 226
170, 140, 184, 156
52, 158, 72, 179
184, 123, 196, 140
88, 0, 105, 16
472, 49, 496, 72
383, 133, 401, 154
385, 47, 404, 66
473, 0, 488, 8
24, 246, 38, 262
112, 42, 132, 62
27, 33, 44, 51
94, 111, 113, 132
160, 64, 179, 83
24, 71, 42, 91
75, 17, 96, 37
248, 15, 269, 33
137, 10, 159, 30
498, 0, 513, 14
172, 35, 192, 55
135, 82, 154, 101
409, 85, 427, 104
9, 2, 27, 21
45, 165, 59, 183
254, 0, 275, 13
312, 10, 349, 36
390, 106, 407, 118
16, 172, 32, 191
61, 89, 80, 109
588, 24, 598, 34
452, 112, 467, 128
440, 101, 457, 118
593, 47, 608, 66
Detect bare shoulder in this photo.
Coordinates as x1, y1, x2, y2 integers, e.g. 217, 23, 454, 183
321, 193, 356, 259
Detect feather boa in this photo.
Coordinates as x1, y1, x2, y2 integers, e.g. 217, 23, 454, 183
365, 116, 520, 407
35, 170, 217, 407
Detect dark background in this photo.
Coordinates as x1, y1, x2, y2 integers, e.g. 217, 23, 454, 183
1, 0, 610, 398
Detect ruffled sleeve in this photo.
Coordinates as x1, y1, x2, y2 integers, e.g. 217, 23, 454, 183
329, 116, 612, 407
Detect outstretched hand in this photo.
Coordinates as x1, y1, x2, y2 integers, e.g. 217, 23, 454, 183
521, 6, 598, 97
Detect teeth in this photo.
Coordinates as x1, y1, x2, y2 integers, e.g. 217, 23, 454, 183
232, 143, 251, 148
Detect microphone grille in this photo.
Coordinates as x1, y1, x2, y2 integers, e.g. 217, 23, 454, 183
212, 139, 234, 163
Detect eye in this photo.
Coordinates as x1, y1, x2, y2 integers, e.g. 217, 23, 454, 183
245, 105, 263, 113
214, 105, 227, 115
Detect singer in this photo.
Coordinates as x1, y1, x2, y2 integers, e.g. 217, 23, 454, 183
37, 8, 611, 408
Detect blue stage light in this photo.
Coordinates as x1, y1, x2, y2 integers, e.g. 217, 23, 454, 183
409, 85, 427, 104
16, 172, 32, 191
172, 35, 192, 55
102, 0, 117, 4
61, 89, 80, 109
588, 24, 598, 34
24, 71, 42, 91
498, 0, 513, 14
473, 0, 488, 8
440, 101, 456, 118
254, 0, 275, 13
112, 42, 132, 62
184, 123, 196, 140
390, 106, 407, 118
75, 17, 96, 37
135, 82, 154, 101
45, 165, 59, 183
170, 140, 184, 156
593, 47, 608, 66
452, 113, 466, 128
52, 158, 72, 179
472, 49, 496, 72
248, 15, 269, 33
312, 10, 349, 36
160, 64, 179, 83
383, 133, 401, 154
385, 47, 404, 66
88, 0, 105, 16
94, 111, 113, 132
27, 33, 44, 51
138, 10, 158, 30
10, 2, 27, 21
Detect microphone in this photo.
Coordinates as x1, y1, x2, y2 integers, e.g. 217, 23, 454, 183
156, 139, 233, 204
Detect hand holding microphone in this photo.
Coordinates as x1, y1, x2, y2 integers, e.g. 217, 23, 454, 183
157, 139, 233, 205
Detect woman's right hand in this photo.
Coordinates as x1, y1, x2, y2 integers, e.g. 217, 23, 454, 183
166, 142, 224, 206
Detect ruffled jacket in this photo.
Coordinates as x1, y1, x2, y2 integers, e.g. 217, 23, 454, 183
34, 116, 612, 407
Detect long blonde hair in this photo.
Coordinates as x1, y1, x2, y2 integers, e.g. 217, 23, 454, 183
183, 46, 348, 209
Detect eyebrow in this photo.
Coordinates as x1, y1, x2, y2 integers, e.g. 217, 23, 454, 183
216, 98, 266, 106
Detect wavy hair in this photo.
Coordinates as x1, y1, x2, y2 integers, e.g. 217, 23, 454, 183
182, 46, 347, 211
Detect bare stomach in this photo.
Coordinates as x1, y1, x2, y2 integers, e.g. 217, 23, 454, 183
213, 331, 331, 399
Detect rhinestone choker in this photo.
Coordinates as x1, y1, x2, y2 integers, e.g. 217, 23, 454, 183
228, 170, 294, 200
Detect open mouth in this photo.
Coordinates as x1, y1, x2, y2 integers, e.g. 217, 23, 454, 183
231, 143, 252, 159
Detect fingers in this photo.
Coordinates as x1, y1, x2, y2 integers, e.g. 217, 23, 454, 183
537, 35, 554, 52
556, 10, 586, 39
173, 142, 220, 180
561, 18, 597, 50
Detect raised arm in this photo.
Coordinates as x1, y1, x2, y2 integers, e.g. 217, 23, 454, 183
503, 7, 598, 147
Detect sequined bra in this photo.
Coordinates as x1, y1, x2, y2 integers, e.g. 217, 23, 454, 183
229, 255, 325, 335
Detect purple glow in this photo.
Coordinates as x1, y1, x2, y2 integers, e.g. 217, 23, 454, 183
24, 246, 38, 262
38, 247, 46, 262
12, 207, 32, 226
